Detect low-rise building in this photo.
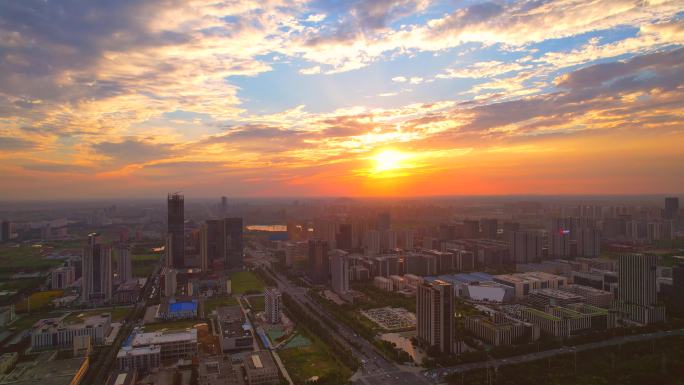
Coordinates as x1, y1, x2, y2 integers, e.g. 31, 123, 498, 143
0, 305, 15, 327
494, 272, 568, 299
130, 328, 198, 361
243, 351, 279, 385
561, 285, 614, 308
461, 281, 514, 303
51, 266, 75, 290
514, 304, 613, 338
105, 370, 138, 385
73, 334, 92, 356
464, 311, 539, 346
216, 306, 253, 352
198, 355, 239, 385
403, 274, 423, 289
114, 279, 142, 304
30, 313, 112, 351
0, 353, 17, 374
373, 276, 393, 291
527, 288, 584, 309
389, 275, 406, 290
116, 345, 161, 373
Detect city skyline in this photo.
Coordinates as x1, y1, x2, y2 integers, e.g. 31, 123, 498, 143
1, 1, 684, 199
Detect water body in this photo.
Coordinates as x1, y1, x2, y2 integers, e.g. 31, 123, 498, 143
380, 331, 426, 364
245, 225, 287, 232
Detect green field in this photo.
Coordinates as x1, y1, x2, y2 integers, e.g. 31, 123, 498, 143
448, 335, 684, 385
132, 253, 161, 277
132, 254, 162, 262
350, 283, 416, 312
0, 245, 63, 274
64, 307, 132, 324
230, 271, 265, 294
15, 290, 64, 313
0, 277, 43, 293
246, 295, 265, 312
279, 329, 352, 385
144, 319, 204, 332
203, 296, 239, 317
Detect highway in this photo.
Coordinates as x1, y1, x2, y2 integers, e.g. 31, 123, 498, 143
262, 267, 431, 385
424, 328, 684, 383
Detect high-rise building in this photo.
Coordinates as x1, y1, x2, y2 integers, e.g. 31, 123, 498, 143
308, 239, 329, 285
671, 263, 684, 310
331, 251, 350, 295
364, 229, 381, 256
462, 220, 480, 239
336, 224, 353, 251
577, 228, 601, 257
548, 217, 574, 258
264, 287, 282, 324
507, 231, 543, 263
400, 229, 415, 250
163, 268, 177, 297
382, 230, 397, 251
618, 254, 657, 306
224, 218, 243, 269
221, 196, 228, 215
480, 218, 498, 239
199, 223, 209, 271
664, 197, 679, 220
314, 219, 337, 248
502, 222, 520, 237
167, 193, 185, 269
82, 233, 112, 303
417, 279, 454, 353
616, 254, 665, 324
199, 218, 244, 271
51, 266, 75, 289
116, 243, 132, 283
377, 212, 391, 232
439, 224, 458, 240
1, 220, 11, 242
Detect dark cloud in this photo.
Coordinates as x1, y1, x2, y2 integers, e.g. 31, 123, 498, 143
557, 47, 684, 89
305, 0, 428, 46
144, 161, 225, 169
92, 137, 175, 164
460, 47, 684, 132
201, 124, 312, 153
0, 0, 189, 102
320, 115, 375, 137
0, 136, 37, 151
430, 2, 504, 35
21, 162, 92, 173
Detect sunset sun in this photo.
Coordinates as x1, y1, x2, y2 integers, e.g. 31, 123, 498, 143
373, 149, 407, 173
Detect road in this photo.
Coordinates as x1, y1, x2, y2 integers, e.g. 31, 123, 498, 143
81, 260, 161, 384
424, 328, 684, 383
262, 267, 431, 385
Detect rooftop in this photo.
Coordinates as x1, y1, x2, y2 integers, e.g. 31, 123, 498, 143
531, 288, 584, 301
243, 351, 276, 372
117, 345, 161, 358
131, 329, 197, 347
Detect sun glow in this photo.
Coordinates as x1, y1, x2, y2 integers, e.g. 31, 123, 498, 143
373, 149, 407, 173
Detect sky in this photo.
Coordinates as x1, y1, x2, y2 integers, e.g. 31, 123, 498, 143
0, 0, 683, 199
